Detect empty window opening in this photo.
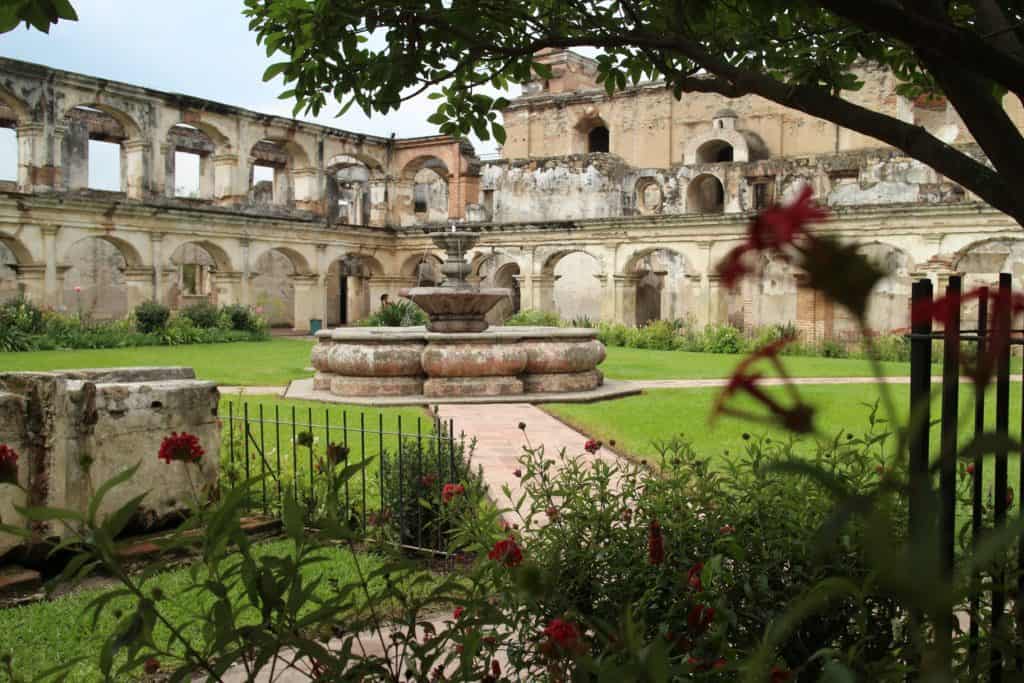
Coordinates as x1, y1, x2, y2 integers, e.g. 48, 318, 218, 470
88, 139, 121, 191
483, 189, 495, 216
174, 151, 201, 198
588, 126, 610, 153
751, 180, 775, 210
688, 174, 725, 213
696, 140, 734, 164
414, 183, 429, 214
0, 127, 16, 182
252, 164, 276, 203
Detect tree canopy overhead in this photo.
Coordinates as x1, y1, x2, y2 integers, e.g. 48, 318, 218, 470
243, 0, 1024, 227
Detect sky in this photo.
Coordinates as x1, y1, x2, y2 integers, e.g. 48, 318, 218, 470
0, 0, 508, 188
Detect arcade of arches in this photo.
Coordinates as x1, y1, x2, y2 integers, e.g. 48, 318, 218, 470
2, 53, 1024, 338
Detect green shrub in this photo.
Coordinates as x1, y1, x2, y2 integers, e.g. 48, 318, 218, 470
700, 322, 744, 353
180, 301, 220, 328
0, 297, 45, 334
870, 334, 912, 362
359, 300, 428, 327
220, 304, 263, 333
568, 314, 596, 328
504, 309, 562, 326
134, 301, 170, 334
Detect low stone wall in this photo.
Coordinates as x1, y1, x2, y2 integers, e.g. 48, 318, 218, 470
0, 368, 220, 561
311, 326, 606, 398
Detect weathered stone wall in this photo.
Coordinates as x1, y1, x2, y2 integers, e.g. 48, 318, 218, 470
0, 368, 219, 561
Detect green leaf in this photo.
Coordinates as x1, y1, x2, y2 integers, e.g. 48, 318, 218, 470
88, 462, 142, 525
262, 61, 291, 82
102, 493, 148, 538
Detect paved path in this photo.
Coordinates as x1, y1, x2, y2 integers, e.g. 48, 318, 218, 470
218, 385, 287, 396
436, 403, 621, 518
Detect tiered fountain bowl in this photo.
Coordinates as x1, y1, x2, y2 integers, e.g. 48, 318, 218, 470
297, 228, 635, 404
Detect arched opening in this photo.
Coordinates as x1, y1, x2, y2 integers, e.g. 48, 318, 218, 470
64, 105, 139, 192
167, 124, 216, 199
0, 241, 18, 302
635, 178, 663, 215
251, 249, 298, 328
629, 249, 689, 325
687, 174, 725, 213
402, 156, 450, 224
546, 250, 602, 322
326, 155, 372, 225
63, 237, 131, 319
249, 139, 309, 206
474, 254, 521, 323
325, 255, 383, 325
402, 253, 443, 287
955, 239, 1024, 328
0, 100, 16, 183
696, 140, 734, 164
167, 242, 231, 309
587, 126, 610, 153
853, 243, 912, 338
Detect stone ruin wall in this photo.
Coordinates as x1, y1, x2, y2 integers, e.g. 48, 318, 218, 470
0, 368, 220, 562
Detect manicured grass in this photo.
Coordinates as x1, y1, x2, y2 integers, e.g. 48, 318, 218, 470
0, 338, 315, 386
217, 395, 440, 515
0, 540, 419, 682
599, 346, 913, 380
546, 382, 1021, 485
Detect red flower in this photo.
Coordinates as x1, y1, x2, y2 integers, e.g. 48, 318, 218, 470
143, 657, 160, 674
546, 506, 560, 520
543, 618, 582, 652
967, 463, 976, 476
491, 659, 501, 678
420, 474, 438, 488
442, 483, 465, 504
748, 185, 827, 251
488, 537, 523, 567
513, 468, 522, 478
453, 606, 464, 620
716, 244, 753, 289
687, 604, 715, 633
719, 524, 735, 535
687, 562, 704, 591
648, 519, 665, 565
157, 432, 204, 464
584, 439, 601, 454
771, 665, 793, 682
0, 444, 18, 483
712, 338, 815, 435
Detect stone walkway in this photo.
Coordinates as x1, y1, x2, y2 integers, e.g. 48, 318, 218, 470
436, 403, 622, 518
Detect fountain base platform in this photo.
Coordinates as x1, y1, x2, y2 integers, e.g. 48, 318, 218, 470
296, 326, 638, 405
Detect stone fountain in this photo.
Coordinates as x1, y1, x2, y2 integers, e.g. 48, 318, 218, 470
302, 227, 624, 403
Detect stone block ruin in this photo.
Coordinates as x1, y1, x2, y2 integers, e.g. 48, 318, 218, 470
0, 368, 220, 562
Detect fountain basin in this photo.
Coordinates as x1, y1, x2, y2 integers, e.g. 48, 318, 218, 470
401, 287, 512, 333
308, 326, 607, 399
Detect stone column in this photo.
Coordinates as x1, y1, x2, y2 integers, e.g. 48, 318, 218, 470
390, 179, 415, 226
15, 123, 45, 192
151, 233, 164, 303
613, 274, 640, 327
513, 275, 532, 310
161, 142, 175, 198
367, 178, 389, 227
41, 224, 60, 308
123, 267, 155, 311
122, 140, 148, 200
240, 239, 251, 306
15, 265, 45, 304
532, 274, 559, 313
685, 274, 703, 324
218, 272, 243, 305
596, 273, 614, 322
706, 274, 727, 326
291, 168, 320, 211
291, 274, 319, 332
212, 154, 238, 202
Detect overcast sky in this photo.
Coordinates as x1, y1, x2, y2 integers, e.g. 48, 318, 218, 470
0, 0, 506, 187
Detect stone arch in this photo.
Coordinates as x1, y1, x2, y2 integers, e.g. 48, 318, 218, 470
953, 239, 1024, 328
695, 139, 734, 164
250, 247, 309, 328
0, 232, 33, 303
326, 154, 375, 225
325, 253, 385, 326
63, 103, 146, 193
624, 247, 692, 325
687, 173, 725, 213
252, 245, 312, 276
402, 155, 450, 223
542, 248, 605, 322
854, 241, 912, 336
0, 232, 35, 265
400, 252, 444, 286
574, 114, 610, 154
745, 252, 800, 333
165, 240, 233, 309
62, 235, 143, 319
683, 128, 763, 165
0, 88, 29, 186
248, 138, 313, 206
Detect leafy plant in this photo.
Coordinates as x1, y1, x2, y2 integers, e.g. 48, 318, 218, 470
359, 300, 428, 327
133, 301, 170, 334
504, 309, 562, 327
180, 301, 220, 329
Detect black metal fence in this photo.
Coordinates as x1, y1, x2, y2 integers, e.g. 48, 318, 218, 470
221, 401, 468, 552
909, 272, 1021, 679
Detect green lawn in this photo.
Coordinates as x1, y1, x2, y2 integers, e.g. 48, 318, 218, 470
0, 338, 315, 386
0, 338, 913, 386
599, 346, 912, 380
0, 541, 420, 682
546, 383, 1020, 477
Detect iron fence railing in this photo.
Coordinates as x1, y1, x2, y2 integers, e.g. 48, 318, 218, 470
222, 402, 465, 552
